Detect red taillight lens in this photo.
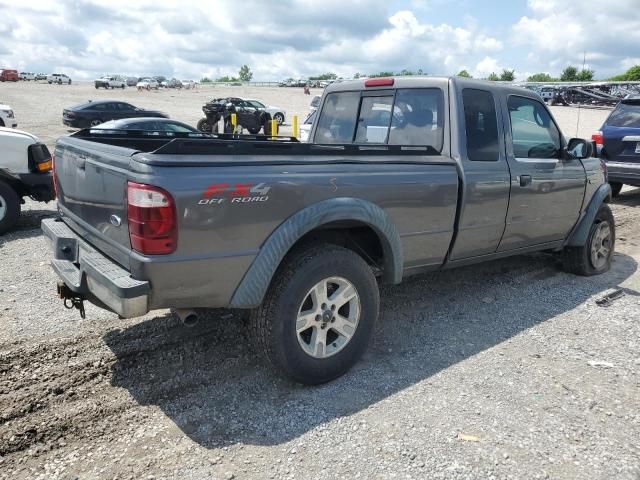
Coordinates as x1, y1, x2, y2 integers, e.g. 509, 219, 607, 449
365, 78, 394, 88
52, 153, 59, 198
592, 131, 603, 146
127, 182, 177, 255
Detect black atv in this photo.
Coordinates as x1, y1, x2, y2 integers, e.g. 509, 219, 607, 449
196, 97, 278, 135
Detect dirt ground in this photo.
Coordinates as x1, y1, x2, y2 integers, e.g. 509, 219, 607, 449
0, 82, 639, 479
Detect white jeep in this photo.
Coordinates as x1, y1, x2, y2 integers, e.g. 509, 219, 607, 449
0, 128, 55, 233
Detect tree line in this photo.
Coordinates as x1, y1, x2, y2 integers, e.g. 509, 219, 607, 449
199, 64, 640, 84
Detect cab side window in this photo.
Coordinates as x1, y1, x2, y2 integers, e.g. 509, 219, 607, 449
462, 89, 499, 161
508, 96, 561, 159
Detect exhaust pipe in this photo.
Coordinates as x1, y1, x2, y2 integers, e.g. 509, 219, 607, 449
173, 308, 199, 327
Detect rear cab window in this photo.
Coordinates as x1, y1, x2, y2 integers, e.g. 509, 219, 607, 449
314, 88, 444, 151
462, 89, 499, 161
606, 101, 640, 128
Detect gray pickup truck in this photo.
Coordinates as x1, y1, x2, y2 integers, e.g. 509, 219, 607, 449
43, 76, 614, 384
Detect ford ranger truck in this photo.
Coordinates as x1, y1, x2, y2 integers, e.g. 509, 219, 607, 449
42, 77, 613, 384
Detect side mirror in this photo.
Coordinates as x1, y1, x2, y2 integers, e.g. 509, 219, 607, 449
566, 138, 593, 160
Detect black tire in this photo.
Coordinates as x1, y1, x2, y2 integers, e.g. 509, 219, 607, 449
263, 121, 279, 136
196, 118, 211, 132
0, 118, 4, 127
274, 113, 285, 125
250, 244, 379, 385
610, 182, 623, 197
562, 204, 615, 276
95, 85, 99, 89
0, 181, 21, 234
247, 126, 262, 134
90, 119, 103, 127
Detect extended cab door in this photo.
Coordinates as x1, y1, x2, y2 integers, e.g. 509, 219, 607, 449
449, 86, 511, 260
497, 95, 585, 251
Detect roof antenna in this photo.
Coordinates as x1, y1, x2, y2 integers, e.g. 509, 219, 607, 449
575, 50, 586, 138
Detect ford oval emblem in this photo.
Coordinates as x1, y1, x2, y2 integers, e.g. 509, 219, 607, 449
109, 215, 122, 227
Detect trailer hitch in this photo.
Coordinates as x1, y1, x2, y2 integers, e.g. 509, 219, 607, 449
57, 283, 86, 319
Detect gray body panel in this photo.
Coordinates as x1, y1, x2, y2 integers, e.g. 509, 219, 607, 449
47, 77, 608, 317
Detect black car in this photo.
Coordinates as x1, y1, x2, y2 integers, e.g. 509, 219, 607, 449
593, 96, 640, 196
90, 117, 203, 136
62, 100, 168, 128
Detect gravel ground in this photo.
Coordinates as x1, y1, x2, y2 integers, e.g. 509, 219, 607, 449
1, 84, 639, 479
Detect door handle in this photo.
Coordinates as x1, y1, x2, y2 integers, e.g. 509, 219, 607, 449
519, 175, 532, 187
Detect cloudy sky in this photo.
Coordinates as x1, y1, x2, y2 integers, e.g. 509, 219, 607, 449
1, 0, 639, 81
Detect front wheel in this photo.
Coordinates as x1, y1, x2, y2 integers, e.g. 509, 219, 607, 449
0, 181, 21, 234
274, 113, 285, 125
196, 118, 212, 132
562, 204, 615, 276
250, 244, 379, 384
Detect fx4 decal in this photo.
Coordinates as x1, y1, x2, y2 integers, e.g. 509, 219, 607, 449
198, 183, 271, 205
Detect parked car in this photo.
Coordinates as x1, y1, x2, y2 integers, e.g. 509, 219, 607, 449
593, 96, 640, 196
126, 77, 139, 87
95, 76, 126, 89
243, 98, 286, 124
299, 110, 316, 142
35, 73, 48, 81
181, 80, 196, 89
0, 127, 54, 233
90, 117, 201, 136
47, 73, 72, 85
44, 77, 612, 385
136, 78, 159, 90
0, 69, 19, 82
0, 102, 17, 128
309, 95, 321, 112
62, 100, 168, 128
19, 72, 35, 81
197, 97, 275, 134
161, 78, 182, 89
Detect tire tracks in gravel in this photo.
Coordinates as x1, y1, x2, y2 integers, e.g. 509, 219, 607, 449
0, 310, 248, 460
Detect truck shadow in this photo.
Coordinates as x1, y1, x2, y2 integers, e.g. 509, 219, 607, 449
104, 251, 637, 449
0, 209, 57, 244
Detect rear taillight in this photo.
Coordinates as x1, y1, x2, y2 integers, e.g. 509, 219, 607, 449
127, 182, 177, 255
592, 131, 603, 147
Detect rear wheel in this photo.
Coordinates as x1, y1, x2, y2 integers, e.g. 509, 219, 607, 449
562, 204, 615, 276
0, 181, 20, 234
90, 119, 103, 127
274, 112, 285, 125
250, 244, 379, 384
610, 182, 623, 197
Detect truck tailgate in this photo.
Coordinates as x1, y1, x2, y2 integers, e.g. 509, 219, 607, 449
54, 137, 134, 267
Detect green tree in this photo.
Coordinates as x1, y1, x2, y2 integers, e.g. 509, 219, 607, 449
238, 65, 253, 82
499, 69, 515, 81
487, 72, 499, 81
200, 77, 213, 83
309, 72, 338, 80
560, 65, 578, 82
216, 75, 239, 82
369, 71, 395, 78
527, 72, 556, 82
353, 72, 362, 79
624, 65, 640, 81
576, 69, 594, 81
457, 69, 472, 78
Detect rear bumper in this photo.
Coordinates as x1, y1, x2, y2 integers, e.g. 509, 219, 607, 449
605, 161, 640, 186
42, 218, 150, 318
17, 172, 55, 202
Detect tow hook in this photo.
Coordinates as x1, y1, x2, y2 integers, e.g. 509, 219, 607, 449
57, 282, 86, 319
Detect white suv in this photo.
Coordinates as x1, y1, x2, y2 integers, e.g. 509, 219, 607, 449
0, 127, 55, 233
0, 103, 17, 128
47, 73, 72, 85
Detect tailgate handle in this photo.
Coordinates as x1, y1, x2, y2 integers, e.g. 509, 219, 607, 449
519, 175, 532, 187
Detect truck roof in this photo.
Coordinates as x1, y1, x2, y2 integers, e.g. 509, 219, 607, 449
0, 126, 39, 143
326, 75, 539, 99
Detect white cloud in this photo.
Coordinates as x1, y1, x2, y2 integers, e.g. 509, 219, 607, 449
474, 56, 501, 77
